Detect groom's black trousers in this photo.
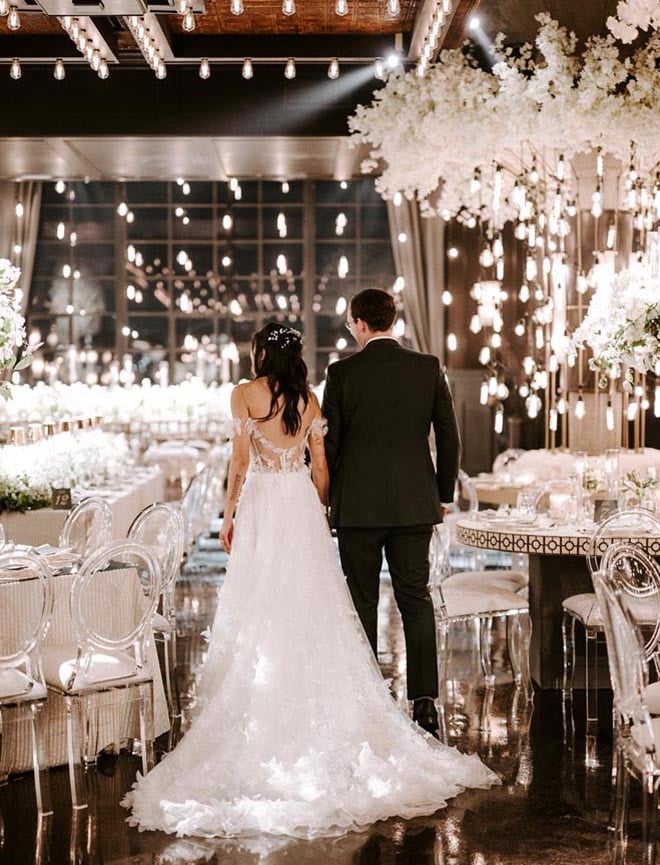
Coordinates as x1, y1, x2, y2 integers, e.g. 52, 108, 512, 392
337, 525, 437, 701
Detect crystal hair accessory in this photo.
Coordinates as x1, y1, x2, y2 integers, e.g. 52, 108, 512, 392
266, 326, 302, 349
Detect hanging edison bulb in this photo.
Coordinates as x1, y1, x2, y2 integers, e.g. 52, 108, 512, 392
282, 0, 295, 13
230, 0, 244, 13
327, 58, 339, 79
242, 58, 254, 79
9, 57, 21, 79
182, 8, 196, 30
284, 58, 296, 79
54, 58, 65, 80
7, 5, 20, 30
199, 58, 211, 79
335, 0, 348, 14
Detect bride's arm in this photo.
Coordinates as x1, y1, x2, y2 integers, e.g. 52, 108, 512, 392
308, 396, 329, 507
220, 385, 251, 553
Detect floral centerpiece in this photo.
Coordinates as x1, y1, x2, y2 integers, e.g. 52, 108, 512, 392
0, 258, 33, 399
570, 268, 660, 387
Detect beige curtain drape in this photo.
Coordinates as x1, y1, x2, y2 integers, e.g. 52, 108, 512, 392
387, 199, 446, 361
0, 180, 42, 314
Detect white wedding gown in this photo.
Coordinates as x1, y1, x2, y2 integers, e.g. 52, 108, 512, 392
123, 417, 499, 838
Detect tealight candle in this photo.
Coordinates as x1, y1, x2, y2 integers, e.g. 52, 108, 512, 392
548, 492, 571, 519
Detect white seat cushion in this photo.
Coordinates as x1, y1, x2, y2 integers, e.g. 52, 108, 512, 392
42, 644, 143, 693
443, 570, 527, 593
152, 611, 172, 633
0, 668, 46, 701
645, 681, 660, 715
439, 587, 529, 618
563, 592, 659, 627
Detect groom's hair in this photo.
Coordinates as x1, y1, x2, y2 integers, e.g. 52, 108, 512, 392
349, 289, 396, 332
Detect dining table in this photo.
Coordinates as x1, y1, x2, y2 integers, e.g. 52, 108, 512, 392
455, 514, 660, 689
0, 466, 165, 547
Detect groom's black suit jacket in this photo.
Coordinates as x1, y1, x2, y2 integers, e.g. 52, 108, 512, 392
322, 338, 460, 528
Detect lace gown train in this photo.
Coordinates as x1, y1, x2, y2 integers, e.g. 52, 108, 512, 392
123, 417, 499, 838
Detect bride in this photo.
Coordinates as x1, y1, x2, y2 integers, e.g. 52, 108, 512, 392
123, 322, 499, 839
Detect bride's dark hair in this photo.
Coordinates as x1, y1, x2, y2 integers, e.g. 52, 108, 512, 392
252, 322, 309, 436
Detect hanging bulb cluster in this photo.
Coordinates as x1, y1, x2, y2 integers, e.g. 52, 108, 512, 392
126, 15, 166, 79
417, 1, 447, 77
59, 16, 110, 78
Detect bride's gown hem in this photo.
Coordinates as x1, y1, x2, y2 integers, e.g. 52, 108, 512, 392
123, 417, 499, 838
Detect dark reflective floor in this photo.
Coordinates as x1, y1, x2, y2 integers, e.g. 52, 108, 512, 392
0, 546, 641, 864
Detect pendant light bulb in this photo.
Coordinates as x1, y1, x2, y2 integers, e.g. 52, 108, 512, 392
176, 0, 187, 11
54, 58, 66, 80
284, 57, 296, 79
182, 9, 195, 31
9, 57, 21, 79
78, 29, 87, 51
282, 0, 295, 14
327, 58, 339, 79
7, 5, 20, 29
98, 57, 109, 79
335, 0, 348, 14
199, 58, 211, 79
230, 0, 244, 13
374, 57, 385, 80
387, 0, 400, 15
242, 57, 254, 79
0, 0, 9, 15
156, 62, 167, 79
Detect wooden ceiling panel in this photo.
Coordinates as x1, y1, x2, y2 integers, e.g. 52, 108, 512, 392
0, 14, 63, 35
171, 0, 418, 35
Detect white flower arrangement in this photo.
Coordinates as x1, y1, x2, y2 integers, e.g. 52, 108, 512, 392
349, 15, 660, 222
0, 380, 234, 430
0, 429, 130, 513
0, 258, 31, 397
570, 267, 660, 384
607, 0, 660, 44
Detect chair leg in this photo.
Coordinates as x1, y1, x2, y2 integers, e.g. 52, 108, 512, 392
642, 776, 658, 865
585, 628, 600, 769
561, 611, 576, 698
29, 701, 52, 816
478, 616, 495, 687
507, 615, 522, 686
436, 621, 450, 744
137, 682, 155, 775
64, 696, 88, 810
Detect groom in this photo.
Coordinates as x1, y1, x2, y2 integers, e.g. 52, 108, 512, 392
322, 288, 460, 737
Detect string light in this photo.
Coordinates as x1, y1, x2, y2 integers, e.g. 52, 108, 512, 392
54, 58, 66, 80
230, 0, 244, 13
199, 58, 211, 79
9, 58, 21, 80
387, 0, 400, 15
282, 0, 295, 14
335, 0, 348, 14
0, 0, 8, 15
242, 58, 254, 79
7, 6, 20, 30
284, 58, 296, 79
182, 8, 195, 30
328, 58, 339, 79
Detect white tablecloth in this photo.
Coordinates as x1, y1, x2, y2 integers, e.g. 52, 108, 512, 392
0, 467, 165, 547
0, 565, 169, 774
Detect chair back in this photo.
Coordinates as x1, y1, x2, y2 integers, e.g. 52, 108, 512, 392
455, 470, 478, 514
593, 563, 658, 774
587, 508, 660, 577
71, 540, 160, 665
59, 496, 113, 561
128, 502, 184, 595
0, 550, 53, 700
602, 540, 660, 670
181, 470, 208, 548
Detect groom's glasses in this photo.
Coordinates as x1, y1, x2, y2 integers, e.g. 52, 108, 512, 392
344, 318, 356, 332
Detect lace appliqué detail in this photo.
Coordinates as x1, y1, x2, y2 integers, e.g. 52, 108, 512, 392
231, 416, 327, 474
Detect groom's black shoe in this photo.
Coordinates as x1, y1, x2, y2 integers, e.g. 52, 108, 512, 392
413, 697, 440, 739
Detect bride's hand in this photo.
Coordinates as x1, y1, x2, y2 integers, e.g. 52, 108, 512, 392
220, 519, 234, 553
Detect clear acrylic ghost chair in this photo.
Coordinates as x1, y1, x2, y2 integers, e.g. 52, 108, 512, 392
429, 526, 532, 741
59, 497, 113, 562
40, 540, 160, 809
181, 471, 209, 555
128, 503, 184, 718
0, 550, 54, 816
593, 551, 660, 865
442, 471, 530, 594
562, 508, 660, 768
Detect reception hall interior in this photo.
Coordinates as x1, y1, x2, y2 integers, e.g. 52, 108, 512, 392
1, 0, 660, 862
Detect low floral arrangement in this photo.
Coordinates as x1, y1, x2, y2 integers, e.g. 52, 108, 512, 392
0, 429, 129, 512
621, 468, 659, 506
570, 268, 660, 387
0, 259, 34, 399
